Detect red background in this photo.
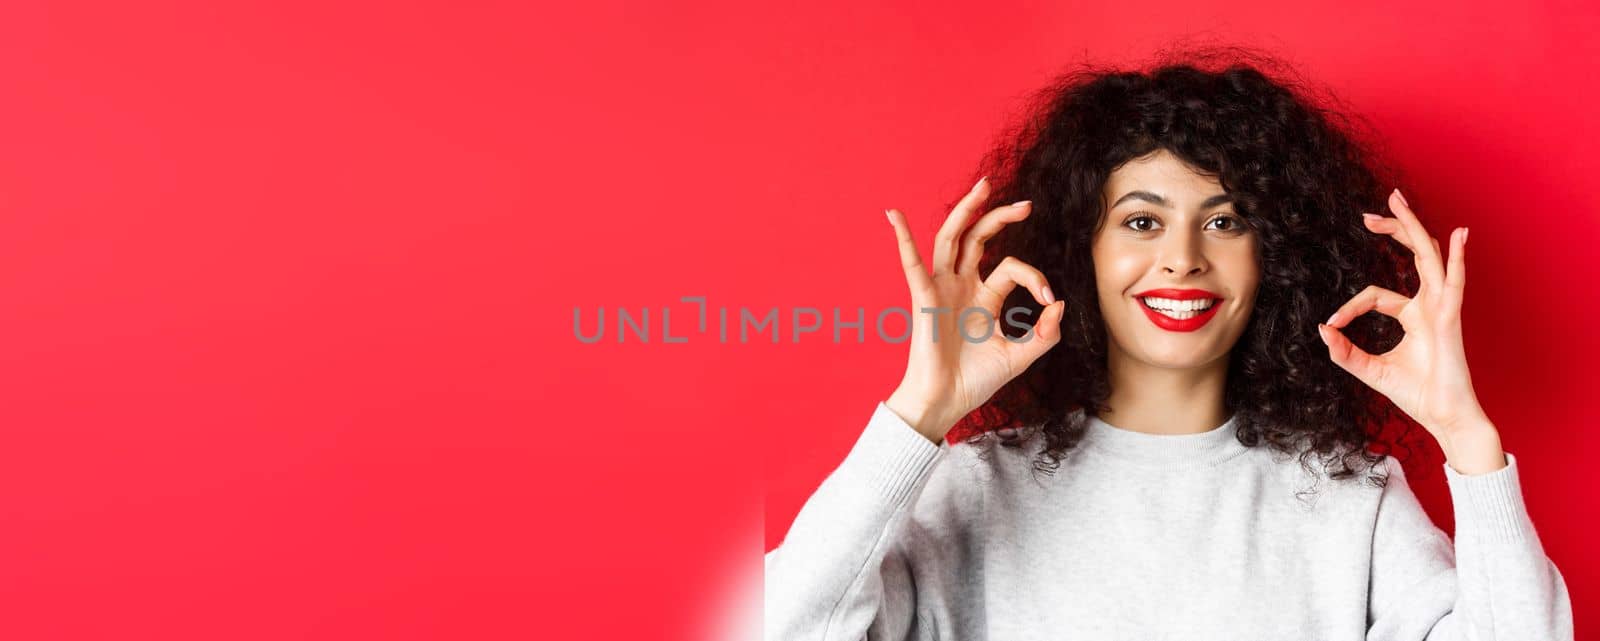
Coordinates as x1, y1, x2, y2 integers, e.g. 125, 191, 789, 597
0, 0, 1594, 638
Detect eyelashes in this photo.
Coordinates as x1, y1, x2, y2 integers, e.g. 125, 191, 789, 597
1208, 215, 1248, 232
1123, 213, 1249, 234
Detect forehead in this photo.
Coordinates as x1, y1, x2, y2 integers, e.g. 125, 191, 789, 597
1103, 150, 1226, 201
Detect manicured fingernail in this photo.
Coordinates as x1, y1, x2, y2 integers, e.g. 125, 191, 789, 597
1361, 213, 1379, 220
885, 209, 894, 223
1011, 200, 1031, 208
1463, 227, 1469, 243
972, 176, 988, 192
1325, 313, 1338, 325
1317, 324, 1330, 344
1395, 188, 1409, 206
1043, 286, 1056, 304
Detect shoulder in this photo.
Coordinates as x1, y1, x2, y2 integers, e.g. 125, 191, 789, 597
849, 403, 993, 529
902, 423, 1064, 522
874, 435, 996, 568
911, 436, 993, 519
1255, 447, 1407, 519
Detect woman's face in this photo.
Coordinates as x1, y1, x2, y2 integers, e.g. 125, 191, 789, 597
1091, 149, 1260, 371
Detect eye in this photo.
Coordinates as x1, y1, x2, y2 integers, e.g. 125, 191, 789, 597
1124, 214, 1161, 232
1205, 214, 1247, 233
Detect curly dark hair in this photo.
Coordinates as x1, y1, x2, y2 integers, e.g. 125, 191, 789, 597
945, 46, 1433, 489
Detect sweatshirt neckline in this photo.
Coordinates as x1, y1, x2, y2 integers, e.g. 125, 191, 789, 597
1083, 411, 1247, 466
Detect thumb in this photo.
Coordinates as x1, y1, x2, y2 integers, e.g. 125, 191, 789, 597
1318, 323, 1381, 387
1009, 301, 1065, 369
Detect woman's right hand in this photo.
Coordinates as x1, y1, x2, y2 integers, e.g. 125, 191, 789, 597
883, 176, 1066, 443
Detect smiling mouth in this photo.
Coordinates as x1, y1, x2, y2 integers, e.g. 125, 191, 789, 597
1138, 296, 1220, 320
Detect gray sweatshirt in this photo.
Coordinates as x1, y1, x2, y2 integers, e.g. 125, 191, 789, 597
764, 401, 1574, 640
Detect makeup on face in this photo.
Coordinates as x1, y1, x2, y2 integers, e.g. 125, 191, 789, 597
1092, 149, 1260, 371
1132, 287, 1223, 332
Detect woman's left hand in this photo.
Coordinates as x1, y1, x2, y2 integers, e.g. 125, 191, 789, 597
1317, 189, 1506, 474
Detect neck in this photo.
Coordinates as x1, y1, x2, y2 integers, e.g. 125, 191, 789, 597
1101, 343, 1231, 435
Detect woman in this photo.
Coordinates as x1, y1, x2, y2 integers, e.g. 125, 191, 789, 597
764, 52, 1574, 640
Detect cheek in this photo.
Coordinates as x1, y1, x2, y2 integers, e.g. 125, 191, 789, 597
1092, 244, 1148, 292
1225, 248, 1262, 294
1215, 249, 1261, 312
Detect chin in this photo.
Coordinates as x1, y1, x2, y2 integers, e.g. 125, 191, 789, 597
1116, 320, 1237, 369
1134, 349, 1227, 370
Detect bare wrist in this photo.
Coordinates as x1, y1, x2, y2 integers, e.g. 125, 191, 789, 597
1440, 421, 1507, 475
885, 388, 954, 444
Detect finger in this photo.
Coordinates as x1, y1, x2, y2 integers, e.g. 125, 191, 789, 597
956, 200, 1031, 275
1318, 323, 1385, 389
1388, 189, 1446, 289
932, 176, 993, 275
1364, 213, 1432, 284
886, 209, 933, 295
981, 256, 1055, 309
1445, 226, 1467, 293
1362, 214, 1417, 252
1326, 284, 1410, 327
1006, 300, 1065, 368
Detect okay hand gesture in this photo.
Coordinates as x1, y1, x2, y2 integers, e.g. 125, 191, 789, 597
883, 176, 1066, 443
1318, 189, 1502, 472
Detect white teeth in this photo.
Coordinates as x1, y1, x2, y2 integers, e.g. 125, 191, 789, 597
1140, 297, 1217, 314
1150, 308, 1203, 320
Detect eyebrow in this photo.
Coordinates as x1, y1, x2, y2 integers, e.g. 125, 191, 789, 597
1112, 190, 1235, 210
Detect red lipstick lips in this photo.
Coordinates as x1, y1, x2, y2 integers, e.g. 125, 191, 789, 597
1132, 288, 1223, 332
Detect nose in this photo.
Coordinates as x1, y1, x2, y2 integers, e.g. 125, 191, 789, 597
1160, 227, 1208, 276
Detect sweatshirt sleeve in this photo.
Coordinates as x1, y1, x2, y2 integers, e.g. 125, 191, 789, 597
1365, 452, 1574, 641
763, 401, 975, 641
